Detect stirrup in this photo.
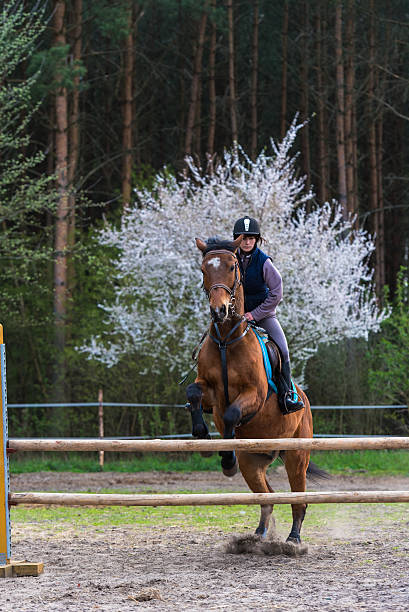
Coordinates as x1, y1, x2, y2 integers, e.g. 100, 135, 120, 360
279, 389, 304, 415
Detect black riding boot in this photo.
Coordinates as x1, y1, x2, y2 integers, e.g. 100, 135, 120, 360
277, 360, 304, 414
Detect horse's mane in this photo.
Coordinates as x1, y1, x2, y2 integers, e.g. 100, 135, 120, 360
202, 236, 237, 256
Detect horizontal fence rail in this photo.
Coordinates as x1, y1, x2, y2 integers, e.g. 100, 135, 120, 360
8, 402, 185, 409
7, 403, 408, 410
10, 490, 409, 507
47, 433, 404, 440
8, 437, 409, 452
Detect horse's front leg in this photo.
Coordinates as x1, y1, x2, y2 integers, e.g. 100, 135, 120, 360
218, 386, 259, 477
186, 379, 212, 439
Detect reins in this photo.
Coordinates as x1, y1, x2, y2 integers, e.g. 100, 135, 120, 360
209, 318, 250, 406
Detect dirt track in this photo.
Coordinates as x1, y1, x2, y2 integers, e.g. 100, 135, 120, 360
2, 469, 409, 611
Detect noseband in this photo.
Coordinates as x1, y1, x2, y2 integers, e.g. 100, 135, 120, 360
202, 249, 241, 316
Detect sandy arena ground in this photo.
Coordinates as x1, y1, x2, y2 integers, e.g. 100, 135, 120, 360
2, 469, 409, 611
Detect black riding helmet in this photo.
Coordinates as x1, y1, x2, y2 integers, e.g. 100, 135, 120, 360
233, 216, 260, 239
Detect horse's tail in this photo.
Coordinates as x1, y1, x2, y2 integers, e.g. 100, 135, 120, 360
306, 460, 330, 482
278, 451, 330, 482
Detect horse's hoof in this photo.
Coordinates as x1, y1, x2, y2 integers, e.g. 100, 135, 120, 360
222, 460, 238, 477
192, 425, 209, 438
255, 527, 268, 538
286, 535, 301, 544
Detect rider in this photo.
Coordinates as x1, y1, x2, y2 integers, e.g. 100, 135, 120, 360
233, 216, 304, 414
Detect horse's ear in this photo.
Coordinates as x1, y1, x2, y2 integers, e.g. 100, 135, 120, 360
232, 234, 243, 251
195, 237, 207, 252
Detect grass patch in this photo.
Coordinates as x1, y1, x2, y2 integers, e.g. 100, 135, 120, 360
311, 450, 409, 475
10, 490, 408, 540
10, 452, 222, 474
11, 495, 264, 533
10, 449, 409, 476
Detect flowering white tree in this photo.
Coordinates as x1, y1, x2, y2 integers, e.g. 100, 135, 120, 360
80, 119, 385, 382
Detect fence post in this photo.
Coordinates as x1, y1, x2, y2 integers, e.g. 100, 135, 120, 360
98, 389, 104, 470
0, 324, 11, 566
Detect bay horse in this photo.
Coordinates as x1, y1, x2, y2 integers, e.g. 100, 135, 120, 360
186, 235, 314, 544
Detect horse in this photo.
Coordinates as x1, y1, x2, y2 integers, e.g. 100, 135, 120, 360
186, 234, 314, 544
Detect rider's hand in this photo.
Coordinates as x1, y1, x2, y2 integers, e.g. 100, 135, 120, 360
244, 312, 254, 321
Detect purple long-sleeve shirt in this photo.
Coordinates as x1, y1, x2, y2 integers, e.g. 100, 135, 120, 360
251, 259, 283, 320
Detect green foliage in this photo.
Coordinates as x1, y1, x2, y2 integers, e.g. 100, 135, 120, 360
0, 4, 57, 410
368, 268, 409, 407
85, 0, 133, 43
0, 6, 44, 74
0, 4, 56, 320
27, 46, 87, 96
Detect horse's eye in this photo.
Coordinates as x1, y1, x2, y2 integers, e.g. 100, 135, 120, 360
230, 265, 234, 271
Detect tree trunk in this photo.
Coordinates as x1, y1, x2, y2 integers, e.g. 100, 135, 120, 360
185, 8, 208, 156
122, 4, 134, 207
335, 1, 347, 217
368, 0, 379, 291
315, 1, 328, 202
194, 74, 203, 155
177, 0, 187, 161
53, 0, 69, 405
280, 1, 289, 140
47, 103, 55, 233
207, 0, 217, 158
375, 21, 392, 291
226, 0, 238, 143
67, 0, 82, 234
377, 118, 385, 289
345, 0, 356, 219
300, 1, 310, 193
67, 0, 82, 335
250, 0, 259, 159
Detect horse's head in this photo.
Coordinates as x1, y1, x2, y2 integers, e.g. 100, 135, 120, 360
196, 235, 243, 323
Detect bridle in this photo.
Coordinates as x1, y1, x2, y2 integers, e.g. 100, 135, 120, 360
202, 249, 242, 317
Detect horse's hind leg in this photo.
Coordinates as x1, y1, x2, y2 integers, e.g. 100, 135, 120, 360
238, 451, 275, 538
283, 449, 310, 544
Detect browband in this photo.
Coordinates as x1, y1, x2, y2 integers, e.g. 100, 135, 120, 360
203, 249, 238, 259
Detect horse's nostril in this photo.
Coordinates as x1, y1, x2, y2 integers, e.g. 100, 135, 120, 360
210, 305, 227, 322
210, 307, 219, 321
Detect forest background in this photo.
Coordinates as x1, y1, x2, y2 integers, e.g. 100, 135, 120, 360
1, 0, 409, 440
